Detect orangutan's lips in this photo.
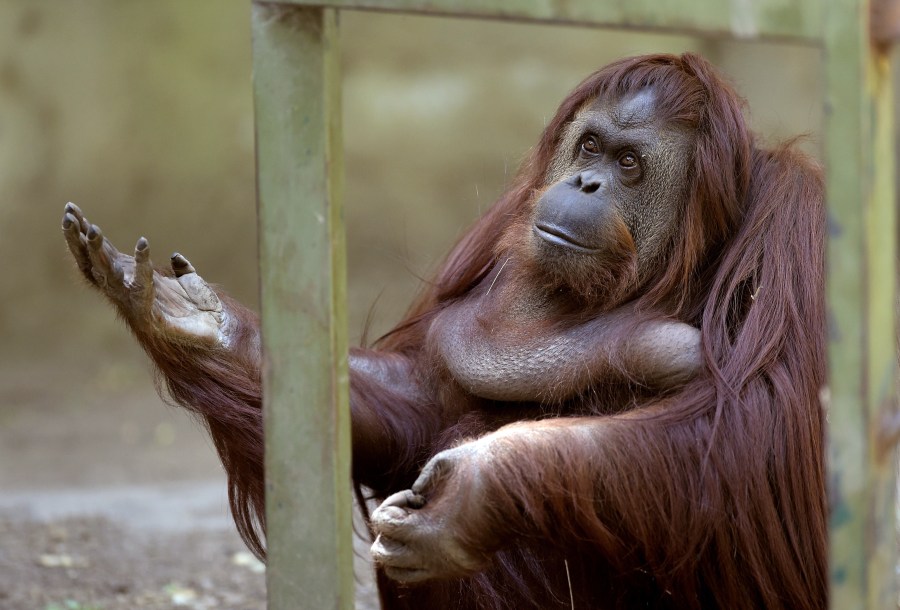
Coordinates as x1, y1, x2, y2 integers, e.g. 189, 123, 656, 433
533, 223, 598, 253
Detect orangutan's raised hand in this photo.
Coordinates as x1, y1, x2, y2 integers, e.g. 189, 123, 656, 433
62, 202, 230, 348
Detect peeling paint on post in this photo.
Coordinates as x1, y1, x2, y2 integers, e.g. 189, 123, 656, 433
251, 4, 353, 610
825, 1, 899, 608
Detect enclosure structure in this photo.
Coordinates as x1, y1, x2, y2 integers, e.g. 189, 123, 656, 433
249, 1, 899, 608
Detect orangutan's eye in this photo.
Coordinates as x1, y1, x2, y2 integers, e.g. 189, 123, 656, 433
619, 152, 638, 169
579, 135, 600, 156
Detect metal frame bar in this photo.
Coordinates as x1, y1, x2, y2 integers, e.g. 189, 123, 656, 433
252, 5, 353, 609
824, 2, 898, 608
276, 0, 823, 43
249, 1, 899, 608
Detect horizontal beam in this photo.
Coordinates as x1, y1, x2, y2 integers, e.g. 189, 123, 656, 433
273, 0, 823, 43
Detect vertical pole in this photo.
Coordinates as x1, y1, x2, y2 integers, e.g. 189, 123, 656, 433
824, 1, 899, 608
251, 4, 353, 609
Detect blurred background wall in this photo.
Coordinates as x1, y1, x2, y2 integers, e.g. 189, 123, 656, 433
0, 0, 826, 607
0, 1, 822, 360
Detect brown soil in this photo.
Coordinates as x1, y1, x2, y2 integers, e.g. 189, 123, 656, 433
0, 353, 377, 610
0, 515, 265, 610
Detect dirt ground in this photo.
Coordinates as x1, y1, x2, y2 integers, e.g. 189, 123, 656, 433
0, 356, 379, 610
0, 355, 234, 610
0, 352, 377, 610
0, 515, 265, 610
0, 352, 264, 610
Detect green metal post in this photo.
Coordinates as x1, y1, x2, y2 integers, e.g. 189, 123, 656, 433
251, 4, 353, 609
824, 1, 899, 608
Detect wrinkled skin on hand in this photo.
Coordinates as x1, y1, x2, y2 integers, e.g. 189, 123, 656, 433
61, 202, 230, 347
371, 440, 498, 583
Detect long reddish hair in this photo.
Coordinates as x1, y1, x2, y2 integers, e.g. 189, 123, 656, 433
376, 53, 827, 609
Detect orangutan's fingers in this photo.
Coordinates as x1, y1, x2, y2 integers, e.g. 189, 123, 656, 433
172, 253, 222, 315
62, 207, 94, 283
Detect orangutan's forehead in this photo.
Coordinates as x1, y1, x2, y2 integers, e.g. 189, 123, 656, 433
557, 88, 662, 156
576, 88, 659, 129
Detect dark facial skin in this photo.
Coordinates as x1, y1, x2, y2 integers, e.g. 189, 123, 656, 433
536, 89, 693, 288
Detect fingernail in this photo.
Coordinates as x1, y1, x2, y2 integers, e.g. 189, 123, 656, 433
171, 253, 195, 277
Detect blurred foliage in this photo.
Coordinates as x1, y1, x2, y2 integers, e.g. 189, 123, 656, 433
0, 0, 822, 364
